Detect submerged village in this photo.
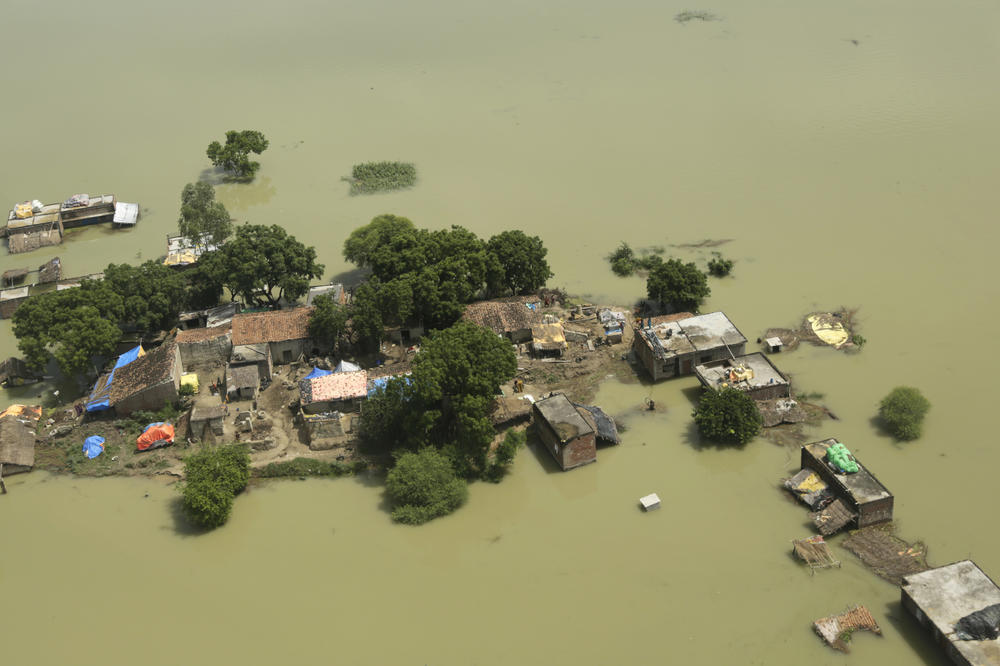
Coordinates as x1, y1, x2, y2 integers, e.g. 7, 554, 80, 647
1, 144, 998, 665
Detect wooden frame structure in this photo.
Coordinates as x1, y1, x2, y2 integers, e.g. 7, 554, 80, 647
792, 535, 841, 573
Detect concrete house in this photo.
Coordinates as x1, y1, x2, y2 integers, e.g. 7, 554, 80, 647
901, 560, 1000, 666
231, 307, 314, 365
532, 393, 597, 471
305, 283, 348, 306
632, 311, 746, 381
231, 342, 272, 384
226, 364, 260, 401
107, 341, 183, 416
694, 352, 790, 401
176, 324, 232, 367
462, 298, 542, 343
189, 404, 225, 442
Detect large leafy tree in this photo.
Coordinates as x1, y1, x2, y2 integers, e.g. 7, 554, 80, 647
199, 224, 323, 306
343, 214, 423, 279
308, 293, 350, 353
12, 280, 124, 377
486, 230, 553, 296
206, 130, 269, 180
647, 258, 711, 312
178, 182, 232, 244
410, 321, 517, 476
103, 261, 189, 336
692, 388, 762, 446
180, 444, 251, 529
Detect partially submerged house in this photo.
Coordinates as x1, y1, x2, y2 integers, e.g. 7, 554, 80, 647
86, 341, 182, 416
163, 233, 220, 267
0, 286, 29, 319
37, 257, 62, 284
231, 307, 314, 365
462, 298, 542, 343
694, 352, 790, 401
902, 560, 1000, 666
0, 414, 37, 475
0, 357, 41, 387
300, 370, 368, 414
176, 324, 232, 367
786, 438, 893, 535
632, 311, 747, 381
532, 393, 597, 471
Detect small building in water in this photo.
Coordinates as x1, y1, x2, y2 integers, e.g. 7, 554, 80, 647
902, 560, 1000, 666
532, 393, 596, 471
694, 352, 790, 401
632, 311, 747, 381
0, 413, 37, 475
799, 438, 893, 530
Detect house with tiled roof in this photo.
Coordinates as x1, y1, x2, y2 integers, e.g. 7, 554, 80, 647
462, 297, 542, 343
300, 369, 368, 414
176, 323, 232, 367
231, 306, 314, 365
103, 340, 182, 415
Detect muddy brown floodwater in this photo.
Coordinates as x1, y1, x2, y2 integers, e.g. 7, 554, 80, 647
1, 0, 998, 663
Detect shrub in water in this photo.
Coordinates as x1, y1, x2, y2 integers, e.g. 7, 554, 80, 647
385, 448, 468, 525
347, 161, 417, 195
180, 444, 250, 529
878, 387, 930, 441
693, 387, 762, 445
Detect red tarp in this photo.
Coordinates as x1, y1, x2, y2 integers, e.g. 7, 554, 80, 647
136, 423, 175, 451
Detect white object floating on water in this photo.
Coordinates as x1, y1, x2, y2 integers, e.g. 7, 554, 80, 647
639, 493, 661, 511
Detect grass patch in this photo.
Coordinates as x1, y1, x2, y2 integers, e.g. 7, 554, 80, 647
345, 161, 416, 195
255, 457, 367, 478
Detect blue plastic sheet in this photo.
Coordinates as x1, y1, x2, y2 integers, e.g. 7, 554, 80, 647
304, 366, 332, 380
82, 435, 105, 459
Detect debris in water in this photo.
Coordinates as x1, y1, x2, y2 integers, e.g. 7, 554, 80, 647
674, 10, 720, 24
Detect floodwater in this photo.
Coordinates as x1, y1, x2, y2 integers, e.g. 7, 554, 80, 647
1, 0, 998, 663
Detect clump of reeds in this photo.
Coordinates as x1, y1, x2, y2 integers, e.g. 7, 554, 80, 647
675, 10, 719, 24
345, 161, 417, 195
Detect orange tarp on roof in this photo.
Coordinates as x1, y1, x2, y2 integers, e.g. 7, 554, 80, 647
0, 404, 42, 422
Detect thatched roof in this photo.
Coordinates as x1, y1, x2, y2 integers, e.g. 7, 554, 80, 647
109, 341, 178, 404
462, 298, 541, 335
0, 415, 36, 468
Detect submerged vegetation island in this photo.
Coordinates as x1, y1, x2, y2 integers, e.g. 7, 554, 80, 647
878, 386, 930, 441
345, 161, 417, 195
206, 130, 269, 181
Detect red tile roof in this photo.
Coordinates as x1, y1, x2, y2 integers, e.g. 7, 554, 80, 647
231, 307, 313, 346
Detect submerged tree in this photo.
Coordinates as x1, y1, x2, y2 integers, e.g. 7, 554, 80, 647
878, 387, 930, 441
180, 444, 251, 529
385, 448, 468, 525
178, 182, 232, 244
206, 130, 269, 180
692, 388, 762, 446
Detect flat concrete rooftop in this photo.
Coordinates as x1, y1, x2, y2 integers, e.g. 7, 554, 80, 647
534, 394, 593, 443
804, 438, 891, 504
903, 560, 1000, 666
640, 311, 744, 358
695, 352, 788, 390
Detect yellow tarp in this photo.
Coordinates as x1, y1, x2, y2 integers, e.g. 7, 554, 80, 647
14, 202, 33, 219
730, 366, 754, 382
793, 471, 827, 494
180, 372, 199, 394
808, 314, 849, 347
163, 251, 199, 267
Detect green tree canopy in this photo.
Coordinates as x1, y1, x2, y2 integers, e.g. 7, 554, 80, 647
486, 230, 553, 296
878, 386, 930, 441
308, 293, 350, 353
103, 260, 189, 336
178, 182, 232, 244
647, 258, 711, 312
199, 224, 323, 307
206, 130, 269, 180
692, 388, 762, 446
11, 280, 124, 376
385, 448, 468, 525
180, 444, 251, 529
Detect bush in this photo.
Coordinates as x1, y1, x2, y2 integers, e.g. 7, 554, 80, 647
484, 429, 526, 482
255, 457, 366, 478
608, 242, 637, 276
878, 387, 930, 440
692, 388, 762, 445
647, 258, 710, 312
707, 254, 734, 277
385, 448, 468, 525
347, 161, 416, 195
180, 444, 250, 528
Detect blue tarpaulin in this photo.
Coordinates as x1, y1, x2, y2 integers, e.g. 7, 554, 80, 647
83, 435, 105, 459
304, 366, 332, 380
85, 345, 144, 413
367, 375, 412, 397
